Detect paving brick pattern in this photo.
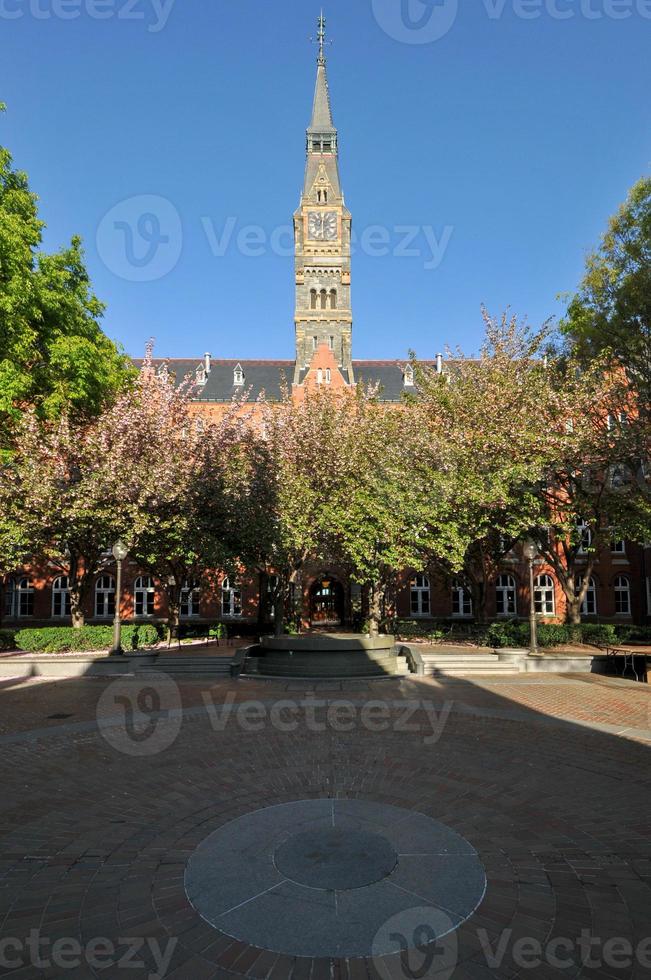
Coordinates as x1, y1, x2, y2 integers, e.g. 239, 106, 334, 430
0, 672, 649, 978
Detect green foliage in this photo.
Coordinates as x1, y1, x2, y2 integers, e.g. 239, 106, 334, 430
0, 628, 16, 651
393, 620, 447, 642
13, 624, 161, 653
561, 176, 651, 404
0, 125, 133, 452
209, 623, 227, 640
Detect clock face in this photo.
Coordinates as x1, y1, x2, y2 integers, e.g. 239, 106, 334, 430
308, 211, 337, 241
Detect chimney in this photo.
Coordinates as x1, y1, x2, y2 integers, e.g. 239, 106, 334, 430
436, 353, 443, 375
204, 352, 212, 373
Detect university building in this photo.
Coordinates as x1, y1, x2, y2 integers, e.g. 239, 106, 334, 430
3, 19, 650, 632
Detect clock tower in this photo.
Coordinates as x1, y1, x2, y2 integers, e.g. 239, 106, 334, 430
293, 14, 353, 385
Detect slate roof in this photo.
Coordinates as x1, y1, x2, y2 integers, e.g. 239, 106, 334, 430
132, 357, 447, 403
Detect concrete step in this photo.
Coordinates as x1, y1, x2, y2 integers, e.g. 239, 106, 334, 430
419, 652, 517, 676
136, 657, 235, 678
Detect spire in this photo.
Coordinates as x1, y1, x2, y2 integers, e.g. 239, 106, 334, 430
308, 12, 336, 136
303, 13, 341, 199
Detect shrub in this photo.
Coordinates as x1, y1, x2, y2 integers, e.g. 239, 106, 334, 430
0, 629, 16, 652
393, 620, 447, 643
578, 623, 618, 647
13, 625, 161, 654
136, 624, 162, 648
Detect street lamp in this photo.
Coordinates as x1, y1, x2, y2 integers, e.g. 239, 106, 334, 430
110, 540, 128, 656
522, 538, 539, 656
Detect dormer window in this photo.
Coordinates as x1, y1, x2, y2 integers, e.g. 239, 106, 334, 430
403, 365, 415, 387
233, 364, 244, 387
196, 365, 207, 386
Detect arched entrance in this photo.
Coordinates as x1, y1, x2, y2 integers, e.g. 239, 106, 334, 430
309, 575, 345, 627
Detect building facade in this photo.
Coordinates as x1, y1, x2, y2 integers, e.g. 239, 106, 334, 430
3, 17, 650, 633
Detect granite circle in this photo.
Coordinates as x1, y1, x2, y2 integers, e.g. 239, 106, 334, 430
184, 799, 486, 958
274, 826, 397, 889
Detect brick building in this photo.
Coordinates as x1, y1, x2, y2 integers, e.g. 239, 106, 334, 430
3, 18, 650, 633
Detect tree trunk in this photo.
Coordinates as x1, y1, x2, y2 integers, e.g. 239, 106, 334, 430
164, 579, 181, 643
273, 592, 285, 637
167, 601, 180, 643
257, 571, 269, 630
565, 599, 582, 627
66, 553, 86, 628
471, 578, 488, 624
368, 582, 384, 637
69, 588, 85, 628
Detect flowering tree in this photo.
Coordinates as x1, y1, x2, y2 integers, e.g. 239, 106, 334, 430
0, 349, 259, 633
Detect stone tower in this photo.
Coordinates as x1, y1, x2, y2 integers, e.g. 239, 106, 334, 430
293, 14, 353, 385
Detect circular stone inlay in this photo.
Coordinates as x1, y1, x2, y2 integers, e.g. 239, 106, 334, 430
275, 827, 397, 890
185, 799, 486, 958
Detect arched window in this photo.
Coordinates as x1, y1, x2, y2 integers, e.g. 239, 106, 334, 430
95, 575, 115, 619
328, 335, 335, 351
577, 576, 597, 616
329, 289, 337, 310
316, 368, 323, 385
310, 289, 317, 310
180, 580, 200, 619
52, 575, 71, 618
222, 578, 242, 618
4, 579, 16, 618
410, 574, 430, 617
320, 289, 327, 310
325, 368, 331, 384
614, 576, 631, 616
495, 574, 517, 617
312, 336, 318, 352
134, 576, 155, 618
451, 578, 472, 618
534, 575, 555, 615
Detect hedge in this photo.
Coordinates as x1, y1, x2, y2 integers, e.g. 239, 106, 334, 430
394, 618, 651, 649
0, 629, 16, 652
13, 624, 162, 654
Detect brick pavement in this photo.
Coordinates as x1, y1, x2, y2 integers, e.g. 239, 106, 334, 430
0, 672, 649, 978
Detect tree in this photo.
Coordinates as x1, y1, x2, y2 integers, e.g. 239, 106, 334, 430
119, 361, 265, 640
0, 411, 129, 626
561, 176, 651, 409
257, 385, 355, 635
321, 390, 451, 636
531, 360, 649, 625
0, 106, 132, 454
414, 313, 556, 622
0, 351, 263, 633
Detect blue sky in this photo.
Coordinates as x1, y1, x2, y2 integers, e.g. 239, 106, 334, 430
1, 0, 650, 361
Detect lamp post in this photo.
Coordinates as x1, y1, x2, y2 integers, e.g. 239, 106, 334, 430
522, 538, 539, 656
110, 540, 128, 656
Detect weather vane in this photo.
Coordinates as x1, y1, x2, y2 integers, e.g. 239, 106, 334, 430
310, 11, 332, 65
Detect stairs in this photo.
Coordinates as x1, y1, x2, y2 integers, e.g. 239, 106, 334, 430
254, 651, 411, 679
135, 656, 236, 679
418, 651, 517, 677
